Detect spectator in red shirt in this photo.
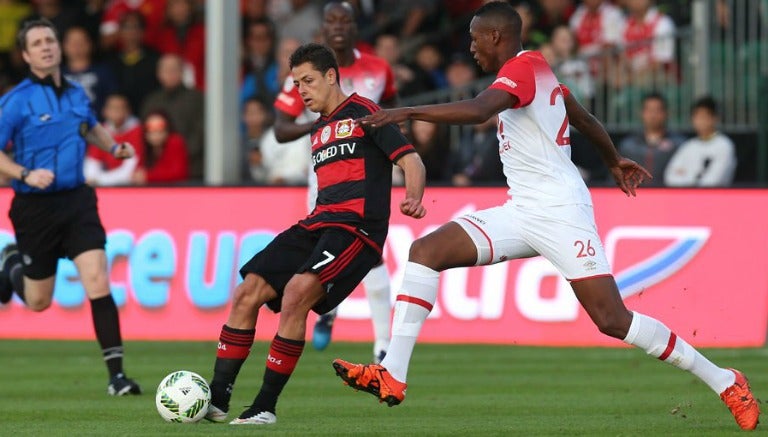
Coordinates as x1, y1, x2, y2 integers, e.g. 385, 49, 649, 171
100, 0, 166, 50
85, 93, 144, 186
132, 111, 189, 185
155, 0, 205, 90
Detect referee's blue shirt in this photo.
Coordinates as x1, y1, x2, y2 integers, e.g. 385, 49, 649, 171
0, 74, 98, 193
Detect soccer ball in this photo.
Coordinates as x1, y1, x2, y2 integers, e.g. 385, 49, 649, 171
155, 370, 211, 423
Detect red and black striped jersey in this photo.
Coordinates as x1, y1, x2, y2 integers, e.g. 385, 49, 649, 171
298, 93, 415, 253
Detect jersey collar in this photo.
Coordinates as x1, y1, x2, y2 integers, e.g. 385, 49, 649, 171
28, 73, 71, 97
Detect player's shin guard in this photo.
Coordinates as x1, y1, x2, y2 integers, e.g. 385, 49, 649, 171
211, 325, 255, 410
251, 335, 305, 413
362, 263, 392, 355
623, 311, 735, 393
90, 295, 124, 378
380, 262, 439, 383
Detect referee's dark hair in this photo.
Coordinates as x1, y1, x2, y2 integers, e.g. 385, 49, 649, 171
17, 18, 59, 51
289, 43, 340, 85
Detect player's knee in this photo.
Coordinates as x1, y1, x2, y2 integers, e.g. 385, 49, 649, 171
232, 275, 271, 310
408, 238, 440, 269
594, 310, 631, 339
25, 296, 52, 312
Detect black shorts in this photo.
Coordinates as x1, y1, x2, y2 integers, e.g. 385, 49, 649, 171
240, 225, 381, 314
9, 185, 107, 279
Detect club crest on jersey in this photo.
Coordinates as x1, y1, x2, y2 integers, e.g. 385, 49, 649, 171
335, 119, 354, 138
320, 125, 332, 144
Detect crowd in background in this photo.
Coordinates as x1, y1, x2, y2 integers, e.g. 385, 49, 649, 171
0, 0, 742, 187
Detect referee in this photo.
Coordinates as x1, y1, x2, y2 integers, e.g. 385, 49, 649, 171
0, 19, 141, 396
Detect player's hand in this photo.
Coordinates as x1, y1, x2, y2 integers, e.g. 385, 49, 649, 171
400, 197, 426, 219
357, 108, 412, 128
610, 157, 652, 197
25, 169, 55, 189
112, 142, 135, 159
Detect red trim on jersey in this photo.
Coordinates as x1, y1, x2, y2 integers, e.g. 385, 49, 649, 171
658, 332, 677, 361
298, 222, 383, 254
559, 83, 571, 98
397, 294, 434, 312
389, 145, 414, 161
568, 273, 613, 283
322, 94, 356, 121
458, 217, 494, 263
316, 158, 365, 191
312, 198, 365, 216
351, 94, 380, 113
318, 239, 365, 283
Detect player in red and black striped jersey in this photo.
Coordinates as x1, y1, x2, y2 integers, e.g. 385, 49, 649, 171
205, 43, 426, 426
299, 93, 415, 253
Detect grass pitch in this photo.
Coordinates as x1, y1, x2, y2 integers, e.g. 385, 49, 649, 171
0, 340, 763, 436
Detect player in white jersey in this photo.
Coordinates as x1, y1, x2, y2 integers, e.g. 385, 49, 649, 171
333, 2, 758, 430
272, 1, 398, 362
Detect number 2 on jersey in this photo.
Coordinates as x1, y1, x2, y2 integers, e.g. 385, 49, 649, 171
549, 87, 570, 146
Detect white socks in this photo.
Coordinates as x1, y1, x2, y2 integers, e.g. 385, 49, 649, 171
380, 262, 439, 383
624, 311, 735, 394
362, 263, 392, 355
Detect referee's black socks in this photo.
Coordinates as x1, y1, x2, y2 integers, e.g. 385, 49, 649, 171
90, 295, 124, 379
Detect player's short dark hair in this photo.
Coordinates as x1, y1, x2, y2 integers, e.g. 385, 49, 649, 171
17, 19, 59, 51
289, 43, 340, 85
474, 1, 522, 38
691, 96, 719, 116
642, 92, 667, 110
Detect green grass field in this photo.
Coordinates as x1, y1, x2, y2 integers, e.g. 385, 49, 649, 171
0, 340, 763, 436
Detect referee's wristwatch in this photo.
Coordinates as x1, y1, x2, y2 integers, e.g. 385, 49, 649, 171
19, 168, 30, 184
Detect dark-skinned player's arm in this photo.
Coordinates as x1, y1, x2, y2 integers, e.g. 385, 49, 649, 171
563, 92, 652, 197
357, 88, 514, 127
395, 152, 427, 219
273, 111, 314, 143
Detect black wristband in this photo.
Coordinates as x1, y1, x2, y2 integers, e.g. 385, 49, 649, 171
20, 168, 30, 183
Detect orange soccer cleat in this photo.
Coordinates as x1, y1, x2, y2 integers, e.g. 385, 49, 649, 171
720, 368, 760, 430
332, 359, 407, 407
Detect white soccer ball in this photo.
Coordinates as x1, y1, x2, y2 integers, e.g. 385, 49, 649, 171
155, 370, 211, 423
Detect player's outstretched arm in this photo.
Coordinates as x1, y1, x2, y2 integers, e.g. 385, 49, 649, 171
274, 112, 314, 143
396, 153, 427, 219
86, 124, 136, 160
358, 89, 514, 127
564, 93, 652, 196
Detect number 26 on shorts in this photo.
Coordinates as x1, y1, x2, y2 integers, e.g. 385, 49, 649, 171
574, 239, 595, 258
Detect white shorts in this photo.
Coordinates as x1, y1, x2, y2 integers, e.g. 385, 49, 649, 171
453, 202, 612, 281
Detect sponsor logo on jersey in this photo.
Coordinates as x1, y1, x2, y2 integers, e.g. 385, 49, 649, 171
335, 119, 353, 138
79, 122, 88, 137
493, 77, 518, 89
320, 125, 332, 144
39, 113, 51, 122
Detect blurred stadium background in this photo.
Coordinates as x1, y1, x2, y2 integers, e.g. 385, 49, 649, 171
0, 0, 767, 433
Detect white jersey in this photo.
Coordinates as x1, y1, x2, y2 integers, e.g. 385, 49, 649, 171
490, 51, 592, 207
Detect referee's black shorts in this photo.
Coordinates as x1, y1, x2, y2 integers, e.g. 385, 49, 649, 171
240, 224, 381, 315
9, 185, 107, 279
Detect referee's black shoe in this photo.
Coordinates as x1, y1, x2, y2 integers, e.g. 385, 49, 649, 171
0, 244, 19, 304
108, 373, 142, 396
